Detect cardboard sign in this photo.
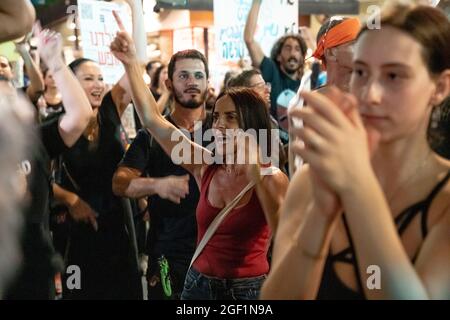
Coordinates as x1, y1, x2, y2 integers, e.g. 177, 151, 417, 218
214, 0, 298, 62
77, 0, 132, 84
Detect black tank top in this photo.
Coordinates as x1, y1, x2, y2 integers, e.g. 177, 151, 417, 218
317, 171, 450, 300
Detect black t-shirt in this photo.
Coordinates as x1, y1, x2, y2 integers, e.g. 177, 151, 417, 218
25, 116, 68, 226
260, 56, 300, 130
119, 116, 209, 262
6, 116, 68, 299
59, 91, 125, 217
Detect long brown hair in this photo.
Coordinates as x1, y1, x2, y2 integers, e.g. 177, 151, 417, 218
215, 87, 273, 156
358, 3, 450, 154
358, 3, 450, 76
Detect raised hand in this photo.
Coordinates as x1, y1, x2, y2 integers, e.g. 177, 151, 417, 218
290, 87, 378, 197
34, 22, 64, 73
110, 10, 137, 65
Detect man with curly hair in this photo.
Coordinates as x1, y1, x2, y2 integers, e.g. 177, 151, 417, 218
244, 0, 307, 128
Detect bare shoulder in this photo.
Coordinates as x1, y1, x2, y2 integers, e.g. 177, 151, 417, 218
261, 169, 289, 190
414, 193, 450, 299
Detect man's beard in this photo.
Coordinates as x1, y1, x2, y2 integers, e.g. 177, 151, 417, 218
173, 88, 207, 109
283, 58, 303, 75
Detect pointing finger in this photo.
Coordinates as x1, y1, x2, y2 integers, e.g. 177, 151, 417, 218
113, 10, 126, 32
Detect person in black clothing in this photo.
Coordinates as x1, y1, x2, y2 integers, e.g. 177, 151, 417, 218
113, 49, 210, 300
145, 59, 162, 81
37, 69, 64, 121
50, 1, 147, 299
0, 79, 34, 298
51, 57, 144, 300
263, 3, 450, 300
244, 0, 307, 130
4, 28, 93, 300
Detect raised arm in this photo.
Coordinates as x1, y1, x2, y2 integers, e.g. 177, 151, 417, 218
0, 0, 35, 42
244, 0, 265, 68
16, 39, 44, 103
111, 0, 147, 117
37, 29, 92, 147
110, 12, 210, 179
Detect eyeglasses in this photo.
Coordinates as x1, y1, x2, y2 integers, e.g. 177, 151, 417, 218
249, 82, 271, 91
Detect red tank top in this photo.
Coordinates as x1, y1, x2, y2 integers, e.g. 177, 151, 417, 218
193, 165, 271, 278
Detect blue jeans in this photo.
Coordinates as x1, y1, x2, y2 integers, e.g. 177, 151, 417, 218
180, 267, 267, 300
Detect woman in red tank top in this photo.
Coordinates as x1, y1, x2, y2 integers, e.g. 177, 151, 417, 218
180, 89, 289, 299
110, 29, 289, 299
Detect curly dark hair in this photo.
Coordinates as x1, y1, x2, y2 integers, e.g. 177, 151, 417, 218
270, 34, 307, 68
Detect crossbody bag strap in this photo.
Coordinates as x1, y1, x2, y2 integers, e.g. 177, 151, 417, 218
189, 181, 255, 269
188, 166, 280, 269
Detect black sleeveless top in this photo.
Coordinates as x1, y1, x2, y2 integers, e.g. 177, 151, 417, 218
317, 171, 450, 300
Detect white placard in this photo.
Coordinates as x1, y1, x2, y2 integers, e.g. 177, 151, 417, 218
213, 0, 298, 63
77, 0, 132, 84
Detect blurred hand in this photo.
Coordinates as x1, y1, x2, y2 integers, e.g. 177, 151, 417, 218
68, 197, 98, 231
299, 26, 316, 51
155, 175, 190, 204
291, 87, 379, 198
34, 23, 64, 73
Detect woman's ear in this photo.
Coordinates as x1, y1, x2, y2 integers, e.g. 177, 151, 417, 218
431, 69, 450, 106
165, 78, 172, 91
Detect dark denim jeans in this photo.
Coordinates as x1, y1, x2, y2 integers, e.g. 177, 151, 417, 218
180, 267, 267, 300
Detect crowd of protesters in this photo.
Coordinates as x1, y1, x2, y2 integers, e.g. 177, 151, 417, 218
0, 0, 449, 300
